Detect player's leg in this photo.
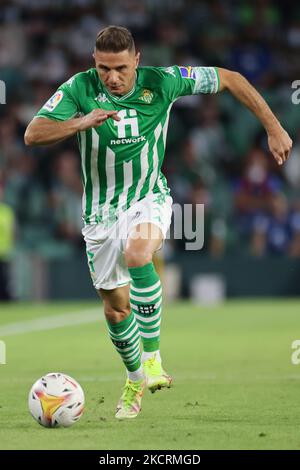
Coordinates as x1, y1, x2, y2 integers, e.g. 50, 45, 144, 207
152, 251, 165, 287
99, 285, 145, 419
99, 285, 143, 380
83, 223, 145, 419
125, 223, 172, 393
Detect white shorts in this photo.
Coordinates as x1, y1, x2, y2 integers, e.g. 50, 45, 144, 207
82, 193, 173, 290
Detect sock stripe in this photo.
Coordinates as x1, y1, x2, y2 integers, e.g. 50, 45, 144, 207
139, 330, 160, 339
107, 313, 141, 372
130, 280, 161, 294
114, 335, 141, 354
138, 320, 161, 332
121, 347, 142, 361
111, 336, 140, 354
125, 347, 141, 361
130, 284, 161, 298
108, 322, 138, 340
129, 262, 162, 353
134, 307, 162, 324
138, 320, 161, 331
130, 288, 162, 303
125, 350, 142, 365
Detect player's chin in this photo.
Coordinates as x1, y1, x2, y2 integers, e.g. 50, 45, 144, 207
108, 86, 124, 95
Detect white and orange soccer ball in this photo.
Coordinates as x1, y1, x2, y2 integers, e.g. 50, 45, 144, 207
28, 372, 85, 428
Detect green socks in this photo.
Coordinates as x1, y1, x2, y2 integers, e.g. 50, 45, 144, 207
129, 262, 162, 353
106, 262, 163, 377
107, 312, 141, 372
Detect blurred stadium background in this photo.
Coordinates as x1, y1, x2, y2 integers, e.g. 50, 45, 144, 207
0, 0, 300, 302
1, 0, 300, 451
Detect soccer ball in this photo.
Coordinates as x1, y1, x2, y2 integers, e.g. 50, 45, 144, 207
28, 372, 85, 428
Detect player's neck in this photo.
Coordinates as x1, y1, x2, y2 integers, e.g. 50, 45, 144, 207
106, 72, 137, 98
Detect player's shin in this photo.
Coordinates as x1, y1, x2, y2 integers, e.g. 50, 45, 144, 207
129, 262, 172, 392
106, 312, 144, 381
129, 262, 162, 359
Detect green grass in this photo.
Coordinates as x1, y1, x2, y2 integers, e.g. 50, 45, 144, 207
0, 299, 299, 450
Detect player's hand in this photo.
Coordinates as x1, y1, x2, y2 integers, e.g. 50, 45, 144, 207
78, 109, 120, 131
267, 126, 293, 166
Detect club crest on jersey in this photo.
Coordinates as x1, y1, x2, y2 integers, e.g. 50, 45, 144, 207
138, 89, 153, 104
179, 66, 196, 80
43, 91, 63, 111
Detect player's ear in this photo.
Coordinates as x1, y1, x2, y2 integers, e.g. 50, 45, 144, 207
135, 52, 140, 68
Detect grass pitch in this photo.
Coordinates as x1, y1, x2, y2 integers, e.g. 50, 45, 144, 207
0, 299, 299, 450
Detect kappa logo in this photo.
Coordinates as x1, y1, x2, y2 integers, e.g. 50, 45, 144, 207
164, 66, 176, 78
43, 91, 64, 112
95, 93, 110, 103
66, 76, 76, 87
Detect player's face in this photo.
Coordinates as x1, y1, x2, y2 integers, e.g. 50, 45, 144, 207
93, 49, 140, 96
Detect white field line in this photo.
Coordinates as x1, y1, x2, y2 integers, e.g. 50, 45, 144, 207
1, 373, 299, 385
77, 374, 300, 382
0, 308, 103, 337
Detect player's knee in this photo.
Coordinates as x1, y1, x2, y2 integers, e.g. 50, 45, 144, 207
104, 303, 131, 324
124, 248, 152, 267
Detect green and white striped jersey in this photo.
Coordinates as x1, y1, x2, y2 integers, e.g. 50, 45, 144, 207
36, 65, 219, 224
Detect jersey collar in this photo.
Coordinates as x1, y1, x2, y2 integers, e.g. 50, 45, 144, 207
103, 72, 138, 101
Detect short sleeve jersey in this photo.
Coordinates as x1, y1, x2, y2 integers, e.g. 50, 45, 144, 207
36, 65, 220, 224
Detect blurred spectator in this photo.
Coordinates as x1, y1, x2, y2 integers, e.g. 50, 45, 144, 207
233, 147, 282, 247
228, 28, 273, 87
189, 95, 231, 186
189, 178, 227, 257
0, 0, 299, 260
0, 116, 23, 169
252, 193, 300, 257
4, 153, 55, 248
0, 173, 15, 300
172, 177, 228, 257
283, 128, 300, 195
199, 1, 234, 65
50, 150, 83, 247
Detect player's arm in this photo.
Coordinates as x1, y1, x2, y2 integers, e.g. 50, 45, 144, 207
24, 109, 120, 146
217, 67, 292, 165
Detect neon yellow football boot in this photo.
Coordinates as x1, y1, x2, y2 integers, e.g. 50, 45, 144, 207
115, 378, 145, 419
143, 355, 172, 393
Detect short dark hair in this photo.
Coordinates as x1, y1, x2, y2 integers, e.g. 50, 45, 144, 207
95, 26, 135, 53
